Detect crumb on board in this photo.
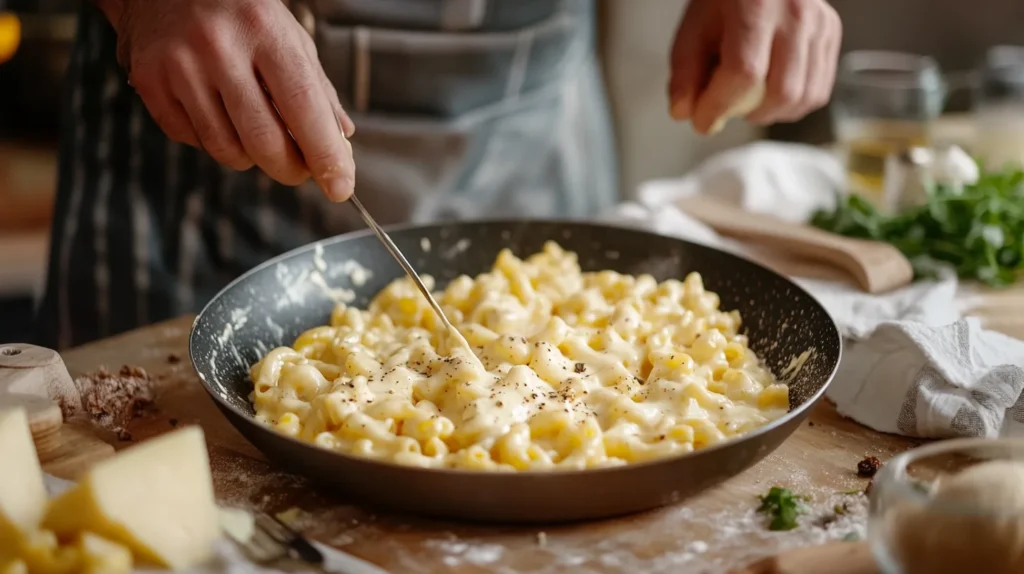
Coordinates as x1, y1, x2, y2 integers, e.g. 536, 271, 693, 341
169, 418, 179, 427
167, 353, 182, 364
69, 365, 155, 435
536, 532, 547, 547
857, 456, 882, 478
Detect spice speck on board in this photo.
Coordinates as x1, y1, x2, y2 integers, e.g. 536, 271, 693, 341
857, 456, 882, 478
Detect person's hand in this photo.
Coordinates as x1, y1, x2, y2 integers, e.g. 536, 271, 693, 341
668, 0, 842, 134
97, 0, 356, 201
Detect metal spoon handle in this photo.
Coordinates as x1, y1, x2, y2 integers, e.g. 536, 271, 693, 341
347, 195, 454, 331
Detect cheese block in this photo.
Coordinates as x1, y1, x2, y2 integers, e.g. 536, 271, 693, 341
16, 530, 79, 574
218, 507, 255, 545
42, 427, 219, 570
0, 559, 25, 574
78, 532, 132, 574
0, 409, 48, 546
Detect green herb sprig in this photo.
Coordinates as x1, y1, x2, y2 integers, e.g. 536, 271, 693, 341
810, 165, 1024, 286
757, 487, 809, 531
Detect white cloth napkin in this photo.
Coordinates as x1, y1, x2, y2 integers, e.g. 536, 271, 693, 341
611, 141, 1024, 439
41, 475, 388, 574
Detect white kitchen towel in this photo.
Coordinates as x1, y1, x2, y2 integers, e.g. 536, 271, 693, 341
41, 476, 389, 574
612, 141, 1024, 439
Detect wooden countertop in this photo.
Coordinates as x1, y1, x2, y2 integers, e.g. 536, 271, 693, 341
55, 257, 1024, 573
58, 314, 914, 574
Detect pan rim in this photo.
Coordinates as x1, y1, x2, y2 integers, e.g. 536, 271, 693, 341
190, 217, 843, 479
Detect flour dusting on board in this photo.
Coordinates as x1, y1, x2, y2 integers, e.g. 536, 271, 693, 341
426, 540, 505, 567
404, 470, 868, 574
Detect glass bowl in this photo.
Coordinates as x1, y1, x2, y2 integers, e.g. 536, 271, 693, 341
869, 438, 1024, 574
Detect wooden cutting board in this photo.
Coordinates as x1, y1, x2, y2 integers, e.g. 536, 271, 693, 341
48, 242, 1024, 573
52, 315, 912, 574
730, 542, 878, 574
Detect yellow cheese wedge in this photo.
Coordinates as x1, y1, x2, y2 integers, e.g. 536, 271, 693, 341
42, 427, 219, 570
16, 530, 79, 574
0, 409, 48, 547
78, 532, 132, 574
0, 559, 26, 574
218, 507, 254, 545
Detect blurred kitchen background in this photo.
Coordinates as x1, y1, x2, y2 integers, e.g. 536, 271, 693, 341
2, 0, 1024, 342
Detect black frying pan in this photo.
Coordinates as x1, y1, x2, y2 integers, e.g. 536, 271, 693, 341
190, 220, 841, 523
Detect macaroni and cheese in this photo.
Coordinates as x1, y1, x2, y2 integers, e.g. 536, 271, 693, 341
249, 241, 789, 471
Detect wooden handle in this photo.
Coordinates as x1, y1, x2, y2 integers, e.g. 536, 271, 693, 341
729, 541, 878, 574
678, 197, 913, 293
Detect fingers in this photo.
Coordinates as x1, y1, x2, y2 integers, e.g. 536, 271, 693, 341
690, 8, 772, 134
677, 0, 842, 133
746, 23, 810, 124
133, 73, 200, 147
302, 35, 356, 137
168, 51, 254, 171
667, 2, 715, 122
256, 40, 355, 202
319, 64, 356, 138
751, 1, 840, 123
807, 7, 842, 111
216, 58, 308, 185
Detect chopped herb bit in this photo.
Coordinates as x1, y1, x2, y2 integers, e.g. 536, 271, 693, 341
838, 488, 864, 496
843, 532, 861, 542
757, 487, 808, 531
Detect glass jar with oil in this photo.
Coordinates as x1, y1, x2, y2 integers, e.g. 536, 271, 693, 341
832, 51, 947, 210
973, 45, 1024, 169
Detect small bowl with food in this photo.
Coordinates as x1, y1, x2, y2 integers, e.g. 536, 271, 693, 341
869, 437, 1024, 574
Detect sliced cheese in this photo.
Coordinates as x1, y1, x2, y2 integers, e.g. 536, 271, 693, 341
0, 559, 25, 574
0, 409, 48, 546
77, 532, 132, 574
16, 530, 79, 574
42, 427, 219, 570
218, 507, 254, 545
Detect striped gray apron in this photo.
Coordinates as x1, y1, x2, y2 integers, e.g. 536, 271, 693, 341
34, 0, 619, 349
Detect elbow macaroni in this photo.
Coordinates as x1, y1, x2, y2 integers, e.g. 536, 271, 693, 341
249, 241, 788, 471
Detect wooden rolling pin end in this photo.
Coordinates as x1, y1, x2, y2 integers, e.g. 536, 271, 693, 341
0, 343, 82, 414
0, 342, 115, 478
